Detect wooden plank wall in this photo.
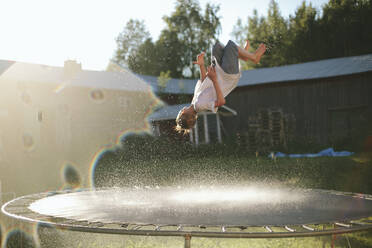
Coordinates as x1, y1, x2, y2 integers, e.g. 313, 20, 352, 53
222, 72, 372, 145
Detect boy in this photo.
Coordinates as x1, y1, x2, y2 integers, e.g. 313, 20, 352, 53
175, 40, 266, 133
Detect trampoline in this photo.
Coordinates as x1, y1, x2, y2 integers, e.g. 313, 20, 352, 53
2, 186, 372, 247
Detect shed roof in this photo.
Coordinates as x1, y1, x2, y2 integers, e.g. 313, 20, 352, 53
239, 53, 372, 87
148, 103, 189, 122
148, 103, 237, 122
136, 74, 196, 94
138, 53, 372, 94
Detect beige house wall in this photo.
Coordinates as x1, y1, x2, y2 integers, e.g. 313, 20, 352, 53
0, 71, 158, 197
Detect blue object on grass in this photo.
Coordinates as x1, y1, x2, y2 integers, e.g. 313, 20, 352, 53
269, 148, 354, 158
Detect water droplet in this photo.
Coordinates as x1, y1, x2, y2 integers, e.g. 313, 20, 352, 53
22, 133, 34, 150
90, 89, 104, 101
63, 164, 81, 188
5, 229, 36, 248
21, 92, 32, 105
37, 222, 64, 247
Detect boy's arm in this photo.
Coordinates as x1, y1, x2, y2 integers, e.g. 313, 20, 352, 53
207, 66, 225, 107
199, 64, 207, 82
193, 52, 207, 82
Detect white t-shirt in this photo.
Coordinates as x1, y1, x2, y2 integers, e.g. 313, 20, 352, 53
191, 60, 241, 113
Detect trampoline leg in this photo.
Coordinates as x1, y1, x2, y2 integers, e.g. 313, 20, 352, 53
184, 235, 191, 248
331, 234, 336, 248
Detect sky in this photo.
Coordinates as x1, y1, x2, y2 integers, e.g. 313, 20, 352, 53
0, 0, 329, 71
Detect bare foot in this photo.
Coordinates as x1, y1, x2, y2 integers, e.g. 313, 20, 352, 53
193, 52, 205, 66
253, 43, 266, 64
244, 40, 250, 51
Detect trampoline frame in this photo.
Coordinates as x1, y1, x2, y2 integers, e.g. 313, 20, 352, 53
2, 189, 372, 248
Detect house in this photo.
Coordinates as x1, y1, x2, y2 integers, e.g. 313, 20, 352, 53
0, 59, 159, 196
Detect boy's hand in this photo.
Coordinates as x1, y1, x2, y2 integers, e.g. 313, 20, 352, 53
206, 65, 217, 82
193, 52, 205, 66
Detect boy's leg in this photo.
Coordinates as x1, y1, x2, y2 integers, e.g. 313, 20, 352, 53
238, 43, 266, 64
221, 40, 239, 74
212, 41, 224, 66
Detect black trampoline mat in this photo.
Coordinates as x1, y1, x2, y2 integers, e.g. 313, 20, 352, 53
28, 186, 372, 226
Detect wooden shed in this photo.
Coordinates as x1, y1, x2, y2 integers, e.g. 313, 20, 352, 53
224, 54, 372, 149
142, 54, 372, 149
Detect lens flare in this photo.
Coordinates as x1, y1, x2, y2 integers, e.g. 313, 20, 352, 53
54, 82, 69, 94
20, 91, 32, 105
0, 224, 3, 247
90, 89, 105, 101
61, 163, 82, 189
89, 89, 162, 188
4, 229, 36, 248
22, 133, 34, 150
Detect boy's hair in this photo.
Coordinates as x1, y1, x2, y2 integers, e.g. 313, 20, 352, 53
175, 108, 197, 134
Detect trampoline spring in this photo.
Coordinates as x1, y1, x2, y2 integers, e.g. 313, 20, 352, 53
335, 222, 351, 228
120, 223, 129, 229
350, 221, 367, 226
265, 226, 273, 232
90, 222, 105, 228
284, 226, 295, 232
75, 221, 89, 226
132, 225, 142, 230
302, 225, 315, 231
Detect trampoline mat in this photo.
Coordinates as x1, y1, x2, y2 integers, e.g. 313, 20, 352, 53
28, 186, 372, 226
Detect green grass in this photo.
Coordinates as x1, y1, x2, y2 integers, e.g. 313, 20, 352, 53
41, 152, 372, 247
94, 149, 372, 195
88, 136, 372, 247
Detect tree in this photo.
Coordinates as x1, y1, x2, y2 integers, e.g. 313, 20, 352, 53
157, 70, 171, 92
155, 29, 186, 78
320, 0, 372, 58
112, 19, 150, 67
245, 0, 290, 68
112, 0, 221, 79
159, 0, 221, 78
231, 0, 372, 68
232, 0, 289, 68
287, 1, 320, 63
127, 38, 159, 76
230, 18, 247, 47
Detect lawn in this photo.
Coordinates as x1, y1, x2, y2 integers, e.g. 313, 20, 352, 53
88, 136, 372, 248
8, 135, 372, 248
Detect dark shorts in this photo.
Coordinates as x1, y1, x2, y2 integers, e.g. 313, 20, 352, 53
212, 40, 239, 74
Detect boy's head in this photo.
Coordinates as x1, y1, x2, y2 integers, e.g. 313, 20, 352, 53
175, 106, 197, 133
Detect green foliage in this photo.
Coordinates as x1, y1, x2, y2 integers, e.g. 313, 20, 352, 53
320, 0, 372, 58
127, 38, 159, 76
112, 0, 221, 79
4, 230, 36, 248
286, 2, 320, 63
232, 0, 372, 68
157, 70, 171, 91
90, 132, 372, 246
93, 133, 372, 192
160, 0, 221, 78
112, 19, 150, 68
